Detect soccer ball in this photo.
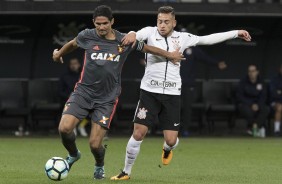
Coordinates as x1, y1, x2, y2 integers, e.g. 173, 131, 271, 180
45, 157, 69, 181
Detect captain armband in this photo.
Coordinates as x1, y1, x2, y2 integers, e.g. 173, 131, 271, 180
136, 41, 145, 51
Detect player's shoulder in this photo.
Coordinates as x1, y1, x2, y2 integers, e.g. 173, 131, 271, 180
78, 28, 96, 37
173, 30, 197, 39
113, 29, 126, 41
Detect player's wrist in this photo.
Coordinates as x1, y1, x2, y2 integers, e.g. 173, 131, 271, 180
55, 50, 62, 58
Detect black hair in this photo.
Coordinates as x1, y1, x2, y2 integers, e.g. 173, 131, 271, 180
158, 6, 175, 17
93, 5, 113, 21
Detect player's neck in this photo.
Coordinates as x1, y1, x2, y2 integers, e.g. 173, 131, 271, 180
158, 29, 174, 38
166, 29, 174, 37
100, 29, 116, 40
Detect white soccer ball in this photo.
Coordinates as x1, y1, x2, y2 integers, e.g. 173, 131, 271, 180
45, 157, 69, 181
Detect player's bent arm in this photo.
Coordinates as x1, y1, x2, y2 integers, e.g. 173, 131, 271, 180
197, 30, 251, 45
121, 31, 137, 46
53, 38, 79, 63
142, 43, 185, 61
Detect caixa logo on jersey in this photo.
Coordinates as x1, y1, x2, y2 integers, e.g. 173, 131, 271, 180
91, 53, 120, 62
150, 80, 176, 88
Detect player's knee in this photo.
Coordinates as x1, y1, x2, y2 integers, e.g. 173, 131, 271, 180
165, 138, 177, 147
89, 138, 101, 150
132, 130, 146, 141
58, 121, 73, 134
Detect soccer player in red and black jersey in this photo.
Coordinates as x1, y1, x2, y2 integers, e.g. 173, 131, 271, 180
52, 5, 184, 180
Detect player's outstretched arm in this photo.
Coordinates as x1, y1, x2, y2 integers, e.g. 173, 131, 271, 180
142, 44, 185, 62
197, 30, 251, 46
53, 38, 79, 64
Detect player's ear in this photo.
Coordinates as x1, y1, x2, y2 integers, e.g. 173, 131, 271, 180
173, 20, 177, 28
111, 18, 114, 26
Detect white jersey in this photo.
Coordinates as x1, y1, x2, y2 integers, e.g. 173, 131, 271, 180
136, 26, 238, 95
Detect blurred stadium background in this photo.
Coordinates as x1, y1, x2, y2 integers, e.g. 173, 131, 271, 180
0, 0, 282, 137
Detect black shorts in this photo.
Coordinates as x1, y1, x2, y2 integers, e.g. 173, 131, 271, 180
133, 89, 181, 131
62, 93, 118, 130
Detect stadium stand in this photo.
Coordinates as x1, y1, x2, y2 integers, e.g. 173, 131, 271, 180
188, 80, 209, 133
203, 80, 237, 133
0, 79, 30, 129
28, 78, 61, 131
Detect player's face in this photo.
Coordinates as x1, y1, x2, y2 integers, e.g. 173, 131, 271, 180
157, 13, 176, 37
93, 16, 113, 37
248, 65, 259, 81
69, 59, 80, 73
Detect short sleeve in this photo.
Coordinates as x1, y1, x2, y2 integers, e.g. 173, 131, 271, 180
182, 32, 200, 47
136, 27, 154, 41
76, 29, 89, 50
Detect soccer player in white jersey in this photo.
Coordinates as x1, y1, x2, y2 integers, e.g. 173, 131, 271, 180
111, 6, 251, 180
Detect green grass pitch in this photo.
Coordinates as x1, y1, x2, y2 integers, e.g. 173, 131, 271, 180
0, 136, 281, 184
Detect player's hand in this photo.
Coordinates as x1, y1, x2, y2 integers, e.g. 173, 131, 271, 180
53, 49, 64, 64
238, 30, 251, 42
121, 31, 137, 47
168, 48, 185, 65
218, 61, 227, 70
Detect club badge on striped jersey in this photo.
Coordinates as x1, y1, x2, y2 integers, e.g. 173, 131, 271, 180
117, 45, 125, 53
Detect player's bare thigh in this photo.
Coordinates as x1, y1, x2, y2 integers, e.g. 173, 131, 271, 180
58, 114, 80, 134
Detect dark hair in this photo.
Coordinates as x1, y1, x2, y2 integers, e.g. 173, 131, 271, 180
158, 6, 175, 16
93, 5, 113, 21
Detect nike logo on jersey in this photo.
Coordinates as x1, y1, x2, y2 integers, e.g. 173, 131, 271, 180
174, 123, 180, 126
91, 53, 120, 62
156, 38, 162, 41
